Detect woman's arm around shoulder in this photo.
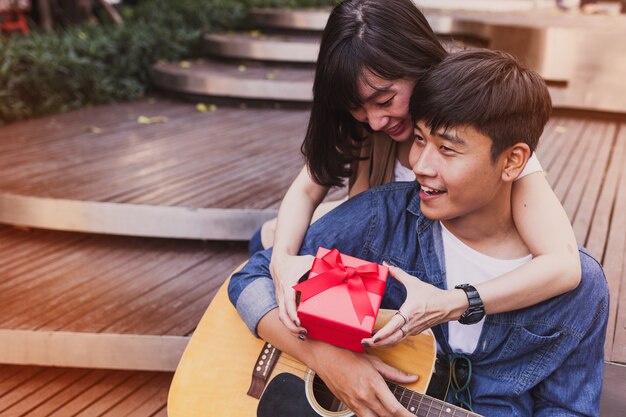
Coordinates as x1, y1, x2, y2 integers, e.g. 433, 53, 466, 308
479, 171, 581, 314
365, 171, 583, 348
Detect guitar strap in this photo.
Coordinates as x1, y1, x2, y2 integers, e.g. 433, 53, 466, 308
427, 353, 452, 401
247, 342, 282, 399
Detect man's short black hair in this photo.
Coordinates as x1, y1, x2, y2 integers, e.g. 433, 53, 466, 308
410, 48, 551, 162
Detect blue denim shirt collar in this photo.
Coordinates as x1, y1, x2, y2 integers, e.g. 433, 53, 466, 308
408, 192, 446, 290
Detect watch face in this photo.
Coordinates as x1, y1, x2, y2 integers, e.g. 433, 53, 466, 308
460, 309, 485, 325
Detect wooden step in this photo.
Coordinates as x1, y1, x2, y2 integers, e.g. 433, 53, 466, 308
203, 32, 320, 63
245, 7, 626, 113
0, 97, 349, 240
0, 224, 248, 370
0, 360, 622, 416
249, 7, 329, 32
150, 59, 314, 102
0, 364, 170, 417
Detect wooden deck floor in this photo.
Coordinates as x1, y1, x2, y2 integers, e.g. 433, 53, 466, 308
0, 100, 625, 414
0, 97, 311, 209
0, 365, 169, 417
0, 226, 248, 335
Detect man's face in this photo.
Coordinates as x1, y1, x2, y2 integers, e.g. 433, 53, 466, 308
409, 121, 507, 224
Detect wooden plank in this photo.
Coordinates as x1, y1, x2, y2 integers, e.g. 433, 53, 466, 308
534, 116, 562, 159
102, 248, 247, 335
99, 373, 171, 417
59, 248, 233, 333
0, 368, 87, 416
586, 125, 625, 260
0, 193, 278, 240
46, 371, 135, 417
565, 121, 616, 245
0, 227, 250, 336
538, 118, 585, 176
17, 108, 279, 201
0, 105, 307, 209
604, 124, 626, 362
73, 372, 155, 417
0, 366, 43, 398
0, 236, 164, 329
0, 330, 188, 371
552, 120, 595, 204
26, 370, 109, 417
0, 367, 60, 413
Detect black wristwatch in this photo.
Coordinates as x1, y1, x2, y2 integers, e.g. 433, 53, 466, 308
455, 284, 485, 325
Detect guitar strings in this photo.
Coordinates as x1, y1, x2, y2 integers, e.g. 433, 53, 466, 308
269, 356, 477, 417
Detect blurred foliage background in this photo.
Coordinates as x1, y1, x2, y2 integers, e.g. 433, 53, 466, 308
0, 0, 336, 124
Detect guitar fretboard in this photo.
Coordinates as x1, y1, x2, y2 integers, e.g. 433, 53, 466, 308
387, 381, 481, 417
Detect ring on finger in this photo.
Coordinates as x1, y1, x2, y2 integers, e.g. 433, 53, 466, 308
399, 327, 406, 338
395, 310, 408, 325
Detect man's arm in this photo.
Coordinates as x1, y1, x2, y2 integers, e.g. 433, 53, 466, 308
227, 188, 417, 416
228, 189, 377, 335
257, 308, 417, 417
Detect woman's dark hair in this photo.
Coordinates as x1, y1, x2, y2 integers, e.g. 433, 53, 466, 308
410, 48, 552, 162
302, 0, 447, 187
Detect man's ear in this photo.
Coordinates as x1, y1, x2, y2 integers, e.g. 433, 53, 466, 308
502, 143, 531, 182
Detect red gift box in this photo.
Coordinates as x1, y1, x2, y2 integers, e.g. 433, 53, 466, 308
293, 248, 388, 352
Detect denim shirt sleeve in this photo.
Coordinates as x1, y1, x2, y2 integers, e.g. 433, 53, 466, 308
227, 248, 278, 336
228, 190, 377, 336
529, 249, 609, 417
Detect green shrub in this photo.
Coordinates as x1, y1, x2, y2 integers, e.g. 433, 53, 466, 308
0, 0, 335, 124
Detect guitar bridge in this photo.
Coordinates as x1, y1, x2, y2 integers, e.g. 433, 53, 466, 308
247, 342, 281, 399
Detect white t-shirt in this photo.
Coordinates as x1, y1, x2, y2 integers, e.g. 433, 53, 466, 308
441, 223, 532, 354
392, 153, 543, 182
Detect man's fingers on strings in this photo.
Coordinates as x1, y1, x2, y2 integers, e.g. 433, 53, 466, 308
376, 384, 415, 417
371, 356, 418, 384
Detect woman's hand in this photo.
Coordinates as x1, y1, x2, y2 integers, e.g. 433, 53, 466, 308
269, 254, 315, 335
362, 264, 467, 347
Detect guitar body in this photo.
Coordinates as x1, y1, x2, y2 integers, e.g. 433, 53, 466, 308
168, 274, 437, 417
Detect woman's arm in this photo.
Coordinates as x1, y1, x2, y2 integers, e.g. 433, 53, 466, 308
477, 171, 581, 314
366, 172, 582, 347
269, 166, 331, 333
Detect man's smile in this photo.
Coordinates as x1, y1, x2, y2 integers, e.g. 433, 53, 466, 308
420, 184, 446, 196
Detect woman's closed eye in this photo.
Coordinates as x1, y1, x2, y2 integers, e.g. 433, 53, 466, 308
377, 96, 395, 108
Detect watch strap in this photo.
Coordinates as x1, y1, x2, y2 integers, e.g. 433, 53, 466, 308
455, 283, 485, 325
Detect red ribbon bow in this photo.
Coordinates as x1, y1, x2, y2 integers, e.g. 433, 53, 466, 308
293, 249, 386, 324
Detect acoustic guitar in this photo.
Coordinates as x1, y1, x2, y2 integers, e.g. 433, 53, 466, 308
168, 274, 482, 417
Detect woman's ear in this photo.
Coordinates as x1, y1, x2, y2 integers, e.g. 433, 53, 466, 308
502, 143, 531, 182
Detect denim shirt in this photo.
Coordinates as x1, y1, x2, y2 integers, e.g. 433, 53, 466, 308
228, 182, 609, 417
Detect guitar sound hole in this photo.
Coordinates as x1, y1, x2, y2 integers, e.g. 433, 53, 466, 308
312, 374, 350, 413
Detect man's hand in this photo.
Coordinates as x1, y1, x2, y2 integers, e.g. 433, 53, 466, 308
311, 343, 417, 417
363, 264, 467, 347
269, 254, 314, 335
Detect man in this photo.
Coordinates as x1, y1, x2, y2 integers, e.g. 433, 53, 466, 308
228, 49, 609, 416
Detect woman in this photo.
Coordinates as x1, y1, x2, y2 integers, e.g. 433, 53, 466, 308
251, 0, 581, 340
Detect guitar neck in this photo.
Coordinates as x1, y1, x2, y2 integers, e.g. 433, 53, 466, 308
388, 382, 481, 417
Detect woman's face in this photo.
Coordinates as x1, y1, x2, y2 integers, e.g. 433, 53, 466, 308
349, 72, 415, 142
